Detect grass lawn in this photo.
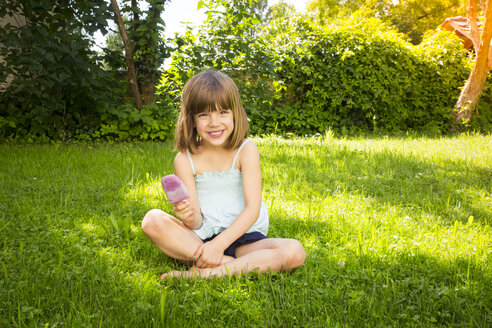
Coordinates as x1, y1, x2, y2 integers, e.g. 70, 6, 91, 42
0, 133, 490, 327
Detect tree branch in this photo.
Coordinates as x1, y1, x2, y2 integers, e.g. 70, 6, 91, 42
416, 6, 455, 20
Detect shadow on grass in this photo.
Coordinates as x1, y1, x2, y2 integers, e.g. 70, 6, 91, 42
261, 140, 491, 225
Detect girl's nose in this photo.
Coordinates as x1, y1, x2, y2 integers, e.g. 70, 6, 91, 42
209, 112, 219, 125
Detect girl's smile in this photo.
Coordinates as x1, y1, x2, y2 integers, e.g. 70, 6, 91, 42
194, 109, 234, 147
208, 130, 225, 138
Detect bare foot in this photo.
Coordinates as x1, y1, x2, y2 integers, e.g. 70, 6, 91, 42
160, 256, 235, 280
160, 270, 187, 279
160, 267, 213, 280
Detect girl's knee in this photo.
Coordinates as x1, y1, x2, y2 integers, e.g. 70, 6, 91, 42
141, 209, 169, 235
282, 239, 306, 269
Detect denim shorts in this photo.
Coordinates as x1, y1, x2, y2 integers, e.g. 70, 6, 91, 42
202, 231, 268, 258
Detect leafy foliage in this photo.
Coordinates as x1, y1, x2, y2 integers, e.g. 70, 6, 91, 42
0, 0, 123, 141
158, 0, 276, 114
383, 0, 467, 44
89, 102, 177, 142
306, 0, 467, 44
125, 0, 171, 91
260, 22, 471, 135
161, 8, 489, 136
2, 0, 489, 141
105, 0, 172, 104
103, 17, 127, 71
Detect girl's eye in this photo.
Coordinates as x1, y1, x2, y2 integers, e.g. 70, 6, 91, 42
197, 113, 208, 118
220, 110, 230, 115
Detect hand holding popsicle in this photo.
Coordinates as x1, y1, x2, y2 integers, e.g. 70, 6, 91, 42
173, 200, 194, 226
161, 175, 194, 226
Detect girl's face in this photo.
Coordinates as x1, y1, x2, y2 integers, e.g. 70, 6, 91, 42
193, 108, 234, 148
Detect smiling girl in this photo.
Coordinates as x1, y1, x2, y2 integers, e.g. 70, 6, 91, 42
141, 70, 305, 278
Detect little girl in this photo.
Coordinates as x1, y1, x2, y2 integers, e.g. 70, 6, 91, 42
141, 70, 306, 278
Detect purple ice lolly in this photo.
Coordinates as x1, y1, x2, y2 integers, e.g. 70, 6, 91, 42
161, 174, 190, 204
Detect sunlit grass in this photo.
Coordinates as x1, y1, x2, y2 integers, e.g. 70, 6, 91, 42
0, 134, 490, 327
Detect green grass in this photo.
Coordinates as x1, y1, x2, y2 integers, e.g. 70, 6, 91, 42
1, 134, 490, 327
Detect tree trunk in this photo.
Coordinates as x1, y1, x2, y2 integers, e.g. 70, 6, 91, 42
110, 0, 143, 111
141, 82, 155, 105
453, 0, 492, 127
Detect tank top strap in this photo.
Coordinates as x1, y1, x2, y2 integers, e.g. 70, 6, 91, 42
185, 149, 196, 175
231, 139, 251, 169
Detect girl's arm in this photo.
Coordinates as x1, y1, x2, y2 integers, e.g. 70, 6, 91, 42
173, 152, 203, 230
195, 141, 262, 267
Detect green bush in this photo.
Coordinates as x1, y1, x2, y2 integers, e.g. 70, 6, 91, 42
88, 102, 177, 142
0, 0, 124, 142
0, 74, 124, 142
160, 11, 490, 136
252, 19, 473, 135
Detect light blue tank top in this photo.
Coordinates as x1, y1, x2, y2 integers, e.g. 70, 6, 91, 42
186, 139, 269, 240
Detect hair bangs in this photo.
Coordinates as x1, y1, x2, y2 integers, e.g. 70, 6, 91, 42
189, 77, 232, 115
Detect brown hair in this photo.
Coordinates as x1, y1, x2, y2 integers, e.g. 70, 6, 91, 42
175, 70, 249, 154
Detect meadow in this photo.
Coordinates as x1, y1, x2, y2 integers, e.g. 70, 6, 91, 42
0, 133, 490, 327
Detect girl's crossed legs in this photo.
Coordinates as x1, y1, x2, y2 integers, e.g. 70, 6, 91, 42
141, 209, 306, 279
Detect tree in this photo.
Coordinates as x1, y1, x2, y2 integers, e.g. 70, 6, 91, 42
385, 0, 467, 43
110, 0, 142, 110
109, 0, 171, 106
307, 0, 363, 25
307, 0, 467, 43
265, 0, 296, 22
453, 0, 492, 127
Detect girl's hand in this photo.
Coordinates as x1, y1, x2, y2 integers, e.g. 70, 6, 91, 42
193, 241, 224, 268
173, 199, 194, 227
